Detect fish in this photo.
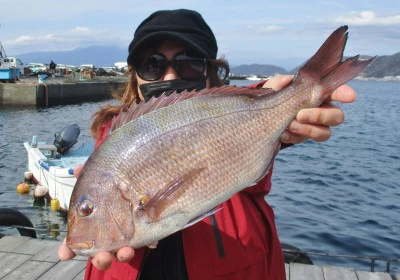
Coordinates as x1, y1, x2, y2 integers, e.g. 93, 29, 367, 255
66, 26, 374, 256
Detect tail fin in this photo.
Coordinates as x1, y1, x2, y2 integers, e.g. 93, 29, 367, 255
298, 26, 375, 94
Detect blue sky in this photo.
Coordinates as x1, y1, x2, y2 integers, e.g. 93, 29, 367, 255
1, 0, 399, 69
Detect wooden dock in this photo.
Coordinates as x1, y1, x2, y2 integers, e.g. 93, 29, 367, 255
285, 262, 398, 280
0, 235, 398, 280
0, 236, 86, 280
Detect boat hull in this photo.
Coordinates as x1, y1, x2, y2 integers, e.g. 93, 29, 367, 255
24, 140, 93, 211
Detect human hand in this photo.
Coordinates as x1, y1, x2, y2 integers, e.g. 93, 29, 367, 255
57, 164, 137, 270
263, 75, 357, 144
58, 237, 136, 270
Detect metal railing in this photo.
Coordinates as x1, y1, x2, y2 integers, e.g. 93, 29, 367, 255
283, 247, 400, 273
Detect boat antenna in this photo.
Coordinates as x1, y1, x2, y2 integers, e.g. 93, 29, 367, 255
0, 23, 7, 58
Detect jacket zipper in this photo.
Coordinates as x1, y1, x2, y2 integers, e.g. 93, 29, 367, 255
210, 214, 225, 258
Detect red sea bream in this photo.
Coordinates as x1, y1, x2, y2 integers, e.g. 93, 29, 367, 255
66, 26, 374, 256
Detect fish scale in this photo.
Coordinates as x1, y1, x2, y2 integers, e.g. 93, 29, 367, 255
66, 26, 374, 256
88, 98, 293, 248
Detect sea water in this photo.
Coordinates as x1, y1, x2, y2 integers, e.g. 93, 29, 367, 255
0, 79, 399, 273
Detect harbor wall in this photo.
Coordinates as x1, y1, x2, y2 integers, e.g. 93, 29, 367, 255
0, 82, 123, 106
0, 83, 37, 105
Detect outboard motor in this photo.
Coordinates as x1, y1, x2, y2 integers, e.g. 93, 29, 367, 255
54, 124, 80, 154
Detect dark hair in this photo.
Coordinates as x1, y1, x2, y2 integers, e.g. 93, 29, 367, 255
90, 58, 229, 139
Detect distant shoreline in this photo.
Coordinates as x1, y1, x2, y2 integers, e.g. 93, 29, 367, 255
16, 74, 400, 85
355, 76, 400, 82
17, 75, 129, 84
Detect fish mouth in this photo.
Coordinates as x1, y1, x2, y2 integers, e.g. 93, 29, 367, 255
67, 240, 94, 250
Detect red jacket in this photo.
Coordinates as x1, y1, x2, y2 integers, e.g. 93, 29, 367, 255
84, 81, 286, 279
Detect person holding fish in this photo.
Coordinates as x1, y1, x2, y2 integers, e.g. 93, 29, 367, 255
58, 9, 371, 280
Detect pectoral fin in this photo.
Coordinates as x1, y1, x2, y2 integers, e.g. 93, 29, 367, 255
140, 168, 205, 222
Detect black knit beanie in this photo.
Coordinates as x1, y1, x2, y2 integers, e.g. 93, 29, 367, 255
127, 9, 218, 64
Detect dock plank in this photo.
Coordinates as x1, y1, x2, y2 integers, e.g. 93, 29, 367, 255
73, 270, 86, 280
322, 265, 358, 280
286, 262, 395, 280
356, 271, 393, 280
285, 263, 290, 280
30, 240, 64, 263
0, 236, 86, 280
0, 253, 32, 278
289, 262, 324, 280
13, 238, 59, 261
37, 260, 86, 280
0, 236, 396, 280
0, 235, 31, 252
1, 260, 54, 280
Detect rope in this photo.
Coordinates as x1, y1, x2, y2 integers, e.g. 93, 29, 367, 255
11, 225, 67, 233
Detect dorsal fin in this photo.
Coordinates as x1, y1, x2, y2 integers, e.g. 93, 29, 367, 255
110, 85, 276, 132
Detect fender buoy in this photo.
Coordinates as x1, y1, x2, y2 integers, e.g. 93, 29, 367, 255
281, 243, 313, 265
16, 182, 30, 194
34, 184, 48, 198
50, 198, 61, 211
24, 171, 33, 181
0, 208, 36, 238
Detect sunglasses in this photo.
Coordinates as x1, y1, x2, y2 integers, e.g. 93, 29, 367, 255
135, 53, 207, 81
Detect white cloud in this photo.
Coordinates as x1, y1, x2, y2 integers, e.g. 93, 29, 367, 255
2, 2, 399, 63
4, 26, 126, 53
7, 35, 35, 44
335, 11, 400, 26
70, 27, 91, 34
246, 25, 284, 34
261, 25, 284, 33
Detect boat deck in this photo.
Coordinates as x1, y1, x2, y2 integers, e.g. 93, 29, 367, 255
0, 235, 398, 280
41, 141, 94, 169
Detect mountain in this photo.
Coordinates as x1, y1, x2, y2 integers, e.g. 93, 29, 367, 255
15, 45, 128, 67
13, 46, 400, 78
230, 53, 400, 78
230, 64, 288, 76
362, 52, 400, 78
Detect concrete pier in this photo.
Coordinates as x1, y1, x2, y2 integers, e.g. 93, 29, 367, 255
0, 83, 38, 106
0, 77, 126, 107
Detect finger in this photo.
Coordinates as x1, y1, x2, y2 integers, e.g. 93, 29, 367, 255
327, 84, 357, 103
73, 164, 84, 179
58, 238, 76, 261
116, 247, 135, 263
91, 251, 114, 270
282, 121, 332, 143
296, 104, 344, 127
263, 75, 293, 90
280, 131, 307, 145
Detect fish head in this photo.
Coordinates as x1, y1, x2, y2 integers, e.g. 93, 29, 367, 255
66, 164, 136, 256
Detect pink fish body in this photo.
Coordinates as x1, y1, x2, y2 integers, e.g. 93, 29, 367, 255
66, 26, 374, 256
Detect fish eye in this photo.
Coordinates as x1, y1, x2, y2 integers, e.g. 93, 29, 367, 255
78, 200, 94, 217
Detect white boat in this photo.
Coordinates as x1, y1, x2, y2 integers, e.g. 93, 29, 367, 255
24, 125, 94, 211
245, 75, 262, 81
